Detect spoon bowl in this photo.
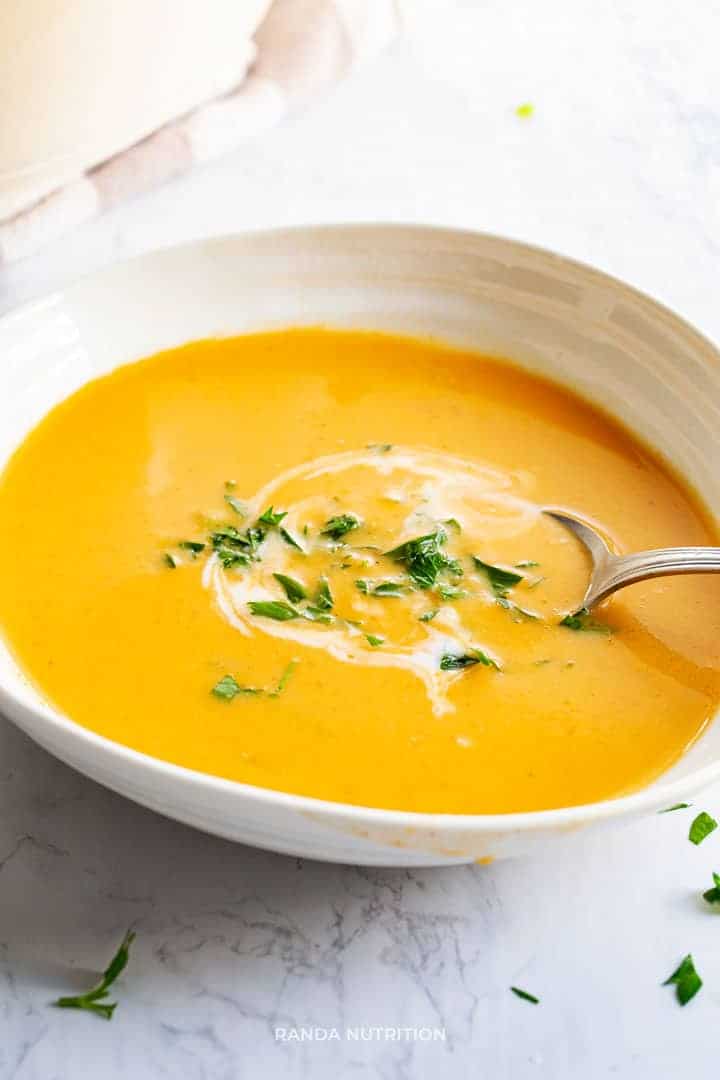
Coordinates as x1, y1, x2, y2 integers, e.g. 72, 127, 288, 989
544, 509, 720, 612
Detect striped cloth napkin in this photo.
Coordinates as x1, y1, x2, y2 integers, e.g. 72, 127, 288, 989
0, 0, 401, 264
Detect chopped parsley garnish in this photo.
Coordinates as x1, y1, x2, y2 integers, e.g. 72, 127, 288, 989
302, 605, 333, 624
355, 579, 406, 598
496, 597, 539, 622
366, 634, 384, 647
248, 600, 299, 621
163, 553, 177, 569
322, 514, 361, 540
440, 649, 499, 672
280, 527, 304, 551
224, 494, 246, 516
510, 986, 539, 1004
473, 557, 523, 597
515, 560, 539, 568
179, 540, 206, 557
386, 530, 461, 590
258, 506, 287, 527
438, 584, 466, 601
444, 518, 462, 533
419, 609, 439, 622
367, 443, 393, 453
560, 608, 612, 633
663, 955, 702, 1005
703, 872, 720, 905
659, 803, 691, 813
269, 660, 298, 698
689, 811, 717, 846
211, 674, 261, 700
273, 573, 307, 603
315, 577, 334, 611
54, 930, 135, 1020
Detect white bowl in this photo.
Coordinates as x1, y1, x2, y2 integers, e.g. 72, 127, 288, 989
1, 225, 719, 866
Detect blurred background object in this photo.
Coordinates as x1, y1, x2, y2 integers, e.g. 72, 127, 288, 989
0, 0, 401, 262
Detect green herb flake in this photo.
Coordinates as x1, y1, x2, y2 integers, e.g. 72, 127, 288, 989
438, 584, 466, 601
387, 530, 461, 590
322, 514, 361, 540
258, 506, 287, 527
659, 803, 691, 814
440, 650, 499, 672
703, 871, 720, 905
444, 518, 462, 533
224, 494, 246, 516
473, 557, 523, 597
496, 597, 539, 622
163, 553, 177, 569
515, 560, 539, 568
689, 811, 717, 846
248, 600, 299, 622
280, 527, 304, 552
273, 573, 307, 604
367, 443, 393, 453
510, 986, 539, 1004
269, 660, 298, 698
515, 102, 534, 119
315, 577, 334, 611
53, 930, 135, 1020
211, 674, 262, 700
179, 540, 206, 557
559, 608, 612, 634
366, 634, 384, 647
419, 609, 439, 623
663, 954, 702, 1005
302, 605, 334, 624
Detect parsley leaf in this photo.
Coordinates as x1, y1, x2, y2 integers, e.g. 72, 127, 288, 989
224, 494, 246, 516
302, 605, 334, 624
689, 811, 717, 846
315, 577, 334, 612
273, 573, 307, 603
510, 986, 539, 1004
179, 540, 206, 557
440, 649, 499, 672
659, 803, 691, 813
386, 530, 460, 590
322, 514, 361, 540
419, 609, 439, 622
211, 674, 261, 700
473, 557, 523, 597
54, 930, 135, 1020
258, 506, 287, 527
515, 560, 539, 568
355, 579, 407, 598
280, 527, 304, 551
367, 443, 393, 453
663, 954, 702, 1005
496, 597, 539, 622
366, 634, 384, 647
163, 553, 177, 569
703, 872, 720, 905
269, 660, 298, 698
248, 600, 299, 621
560, 608, 612, 634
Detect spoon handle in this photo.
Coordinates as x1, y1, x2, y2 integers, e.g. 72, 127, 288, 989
587, 547, 720, 607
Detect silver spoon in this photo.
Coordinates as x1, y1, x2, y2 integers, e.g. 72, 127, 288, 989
544, 509, 720, 613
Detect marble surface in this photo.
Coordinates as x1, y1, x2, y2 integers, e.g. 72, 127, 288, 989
1, 2, 719, 1076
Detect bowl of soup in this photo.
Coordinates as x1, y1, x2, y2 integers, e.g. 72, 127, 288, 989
0, 225, 719, 865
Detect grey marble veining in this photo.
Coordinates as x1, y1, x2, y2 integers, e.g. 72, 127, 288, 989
1, 2, 719, 1076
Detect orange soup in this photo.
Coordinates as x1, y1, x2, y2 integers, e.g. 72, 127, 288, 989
0, 328, 718, 812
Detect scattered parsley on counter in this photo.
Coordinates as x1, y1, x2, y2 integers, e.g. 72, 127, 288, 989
663, 955, 702, 1005
658, 803, 691, 814
702, 872, 720, 905
54, 930, 135, 1020
510, 986, 539, 1004
689, 811, 717, 846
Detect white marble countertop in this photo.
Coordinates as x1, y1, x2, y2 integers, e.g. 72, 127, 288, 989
1, 3, 719, 1077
